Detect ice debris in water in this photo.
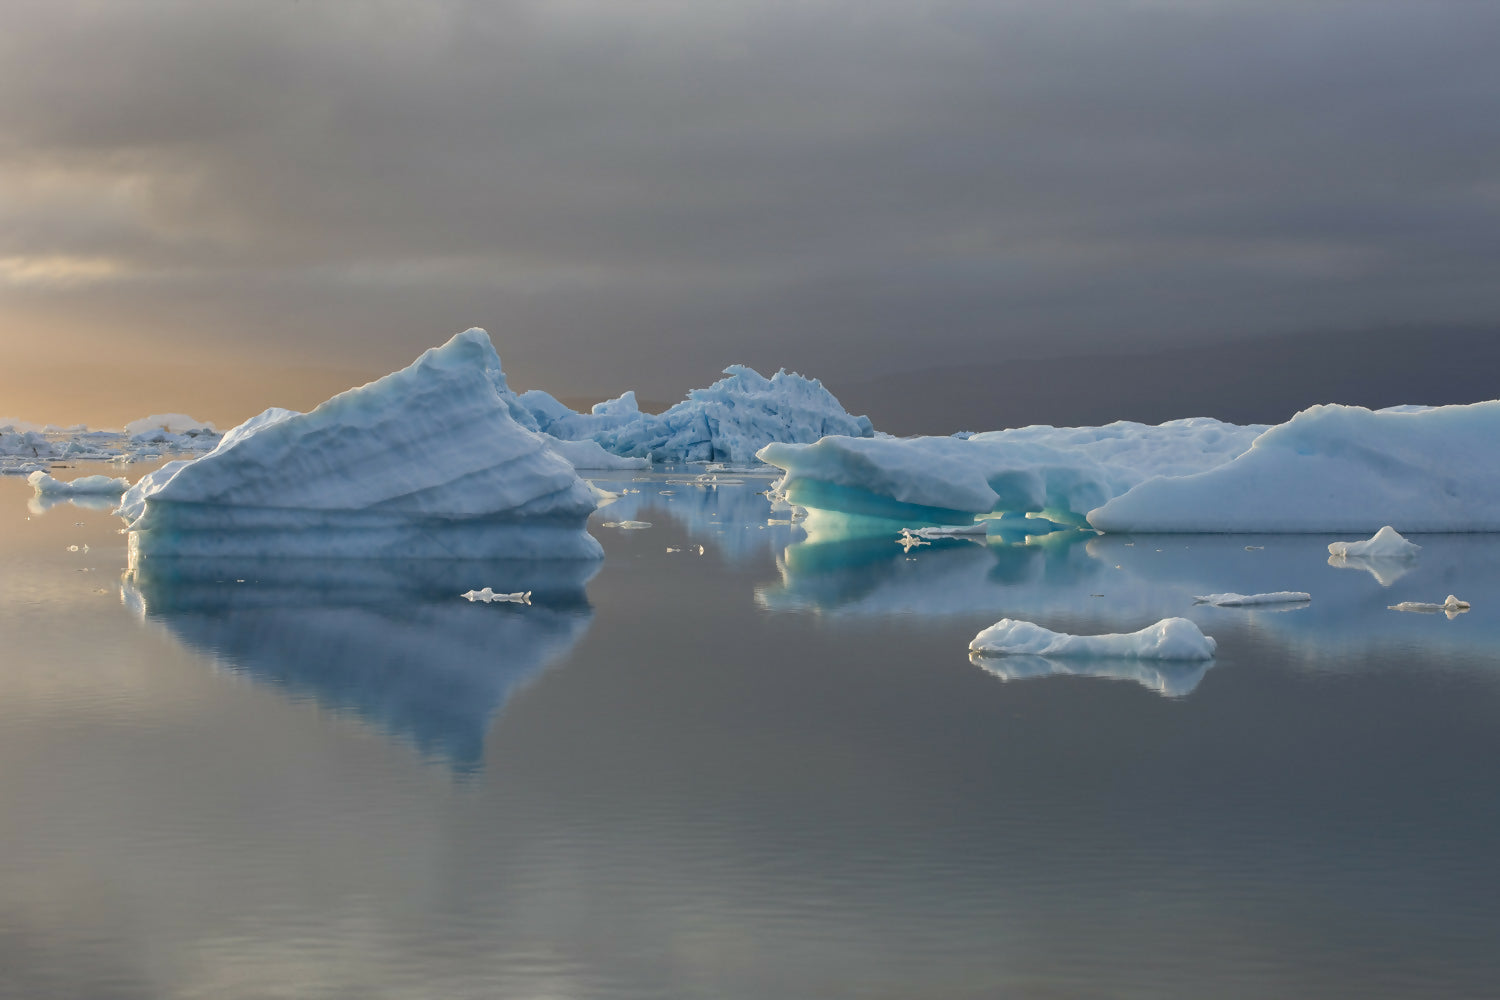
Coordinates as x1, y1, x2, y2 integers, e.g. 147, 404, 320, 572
2, 415, 221, 475
27, 471, 130, 496
462, 588, 532, 604
521, 365, 874, 465
969, 617, 1217, 660
1328, 525, 1422, 559
600, 520, 652, 530
120, 329, 603, 561
1389, 595, 1470, 616
1193, 591, 1311, 607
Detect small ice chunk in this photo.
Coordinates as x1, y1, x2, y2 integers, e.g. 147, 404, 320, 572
1328, 526, 1421, 559
906, 522, 989, 538
601, 520, 652, 529
28, 471, 129, 496
970, 617, 1216, 660
1389, 595, 1470, 615
1193, 591, 1311, 607
462, 588, 532, 604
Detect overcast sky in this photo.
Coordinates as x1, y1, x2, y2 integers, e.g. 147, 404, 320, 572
4, 0, 1500, 425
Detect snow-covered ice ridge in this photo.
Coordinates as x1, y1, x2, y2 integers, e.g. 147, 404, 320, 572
1, 414, 219, 475
518, 365, 874, 465
761, 402, 1500, 534
123, 329, 603, 561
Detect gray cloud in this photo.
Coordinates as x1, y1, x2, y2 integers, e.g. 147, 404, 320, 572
3, 0, 1500, 412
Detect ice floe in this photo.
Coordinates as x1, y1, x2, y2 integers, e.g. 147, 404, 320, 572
969, 617, 1218, 660
463, 588, 532, 604
1389, 595, 1470, 616
27, 471, 129, 496
1328, 526, 1422, 559
122, 329, 604, 561
1193, 591, 1311, 607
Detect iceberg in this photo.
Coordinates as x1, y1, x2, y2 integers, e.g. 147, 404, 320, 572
1327, 526, 1421, 559
123, 329, 604, 561
530, 366, 874, 465
1089, 403, 1500, 532
27, 471, 129, 496
123, 413, 218, 437
758, 417, 1260, 532
969, 617, 1217, 660
1193, 591, 1311, 607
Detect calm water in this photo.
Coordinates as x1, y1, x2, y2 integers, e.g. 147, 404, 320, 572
4, 463, 1500, 999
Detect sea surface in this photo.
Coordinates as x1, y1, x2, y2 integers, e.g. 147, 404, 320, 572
3, 462, 1500, 999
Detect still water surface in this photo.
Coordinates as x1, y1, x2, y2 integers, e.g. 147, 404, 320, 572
3, 464, 1499, 998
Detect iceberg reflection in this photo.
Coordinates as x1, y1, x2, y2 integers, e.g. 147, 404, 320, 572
969, 651, 1213, 699
124, 554, 597, 770
762, 528, 1500, 678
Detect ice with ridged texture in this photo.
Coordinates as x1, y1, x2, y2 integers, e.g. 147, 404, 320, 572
1194, 591, 1311, 607
529, 366, 874, 465
123, 329, 603, 560
1089, 402, 1500, 532
969, 617, 1217, 660
758, 417, 1260, 531
28, 471, 129, 496
1328, 526, 1421, 559
541, 435, 649, 471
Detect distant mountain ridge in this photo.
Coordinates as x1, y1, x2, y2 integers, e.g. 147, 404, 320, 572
836, 326, 1500, 436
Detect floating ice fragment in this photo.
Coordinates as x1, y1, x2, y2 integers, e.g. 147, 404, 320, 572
1193, 591, 1310, 607
462, 588, 532, 604
1328, 526, 1421, 559
28, 471, 129, 496
601, 520, 652, 529
969, 617, 1217, 660
1389, 595, 1470, 616
906, 522, 989, 538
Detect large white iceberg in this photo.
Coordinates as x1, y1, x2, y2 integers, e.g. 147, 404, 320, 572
758, 417, 1261, 530
969, 617, 1217, 660
525, 365, 875, 465
1089, 403, 1500, 532
123, 329, 603, 560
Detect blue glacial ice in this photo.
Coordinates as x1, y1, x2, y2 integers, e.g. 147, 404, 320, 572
758, 417, 1262, 534
761, 399, 1500, 534
121, 329, 604, 560
525, 365, 874, 465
